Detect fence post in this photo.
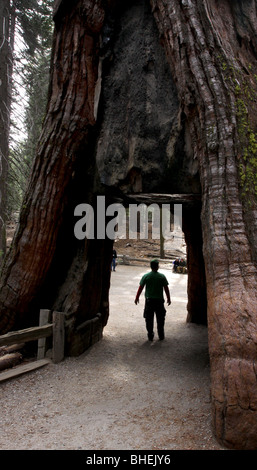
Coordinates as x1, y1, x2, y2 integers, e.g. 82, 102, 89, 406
37, 309, 51, 360
52, 311, 65, 364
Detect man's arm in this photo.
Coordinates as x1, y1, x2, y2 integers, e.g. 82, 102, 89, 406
135, 285, 144, 304
164, 285, 171, 305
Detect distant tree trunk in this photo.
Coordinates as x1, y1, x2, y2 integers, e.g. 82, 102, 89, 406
0, 0, 10, 264
0, 0, 16, 262
159, 208, 164, 258
0, 0, 256, 450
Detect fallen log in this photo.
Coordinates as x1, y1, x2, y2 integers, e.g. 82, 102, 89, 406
0, 343, 25, 356
0, 352, 22, 371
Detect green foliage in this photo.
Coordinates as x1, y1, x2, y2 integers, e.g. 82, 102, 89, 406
8, 0, 54, 215
21, 1, 54, 185
220, 58, 257, 205
7, 143, 31, 218
234, 82, 257, 204
15, 0, 54, 54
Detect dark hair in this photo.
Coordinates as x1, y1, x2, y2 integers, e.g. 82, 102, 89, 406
150, 259, 159, 270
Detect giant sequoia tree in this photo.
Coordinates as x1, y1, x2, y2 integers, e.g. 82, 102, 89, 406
0, 0, 257, 450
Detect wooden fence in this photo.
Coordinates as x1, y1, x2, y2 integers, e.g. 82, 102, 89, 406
0, 309, 65, 382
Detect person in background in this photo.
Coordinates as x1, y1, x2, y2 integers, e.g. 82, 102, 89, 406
111, 249, 117, 271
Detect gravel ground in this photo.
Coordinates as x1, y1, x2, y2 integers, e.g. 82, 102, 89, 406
0, 264, 225, 450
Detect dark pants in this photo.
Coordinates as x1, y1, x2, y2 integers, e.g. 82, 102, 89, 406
143, 298, 166, 340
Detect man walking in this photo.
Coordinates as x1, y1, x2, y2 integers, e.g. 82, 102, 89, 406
134, 259, 171, 341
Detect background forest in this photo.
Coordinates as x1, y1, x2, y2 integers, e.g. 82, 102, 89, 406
0, 0, 54, 264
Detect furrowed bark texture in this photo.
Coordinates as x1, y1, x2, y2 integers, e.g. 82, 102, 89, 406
0, 0, 109, 336
0, 0, 256, 450
151, 0, 257, 449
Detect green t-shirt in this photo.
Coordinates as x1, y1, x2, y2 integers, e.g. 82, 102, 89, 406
140, 271, 169, 300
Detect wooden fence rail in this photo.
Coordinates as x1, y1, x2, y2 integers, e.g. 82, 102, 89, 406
0, 324, 53, 348
0, 310, 105, 382
0, 310, 65, 382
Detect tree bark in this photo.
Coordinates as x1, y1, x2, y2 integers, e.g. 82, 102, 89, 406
0, 0, 109, 334
151, 0, 257, 449
0, 0, 256, 449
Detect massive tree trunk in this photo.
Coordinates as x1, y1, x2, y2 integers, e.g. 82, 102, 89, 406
0, 0, 111, 335
0, 0, 257, 449
151, 0, 257, 450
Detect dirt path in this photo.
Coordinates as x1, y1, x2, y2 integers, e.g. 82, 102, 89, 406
0, 264, 225, 450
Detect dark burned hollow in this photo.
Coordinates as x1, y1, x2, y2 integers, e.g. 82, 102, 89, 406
94, 0, 207, 326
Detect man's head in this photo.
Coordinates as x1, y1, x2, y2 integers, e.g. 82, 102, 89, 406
150, 259, 159, 271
